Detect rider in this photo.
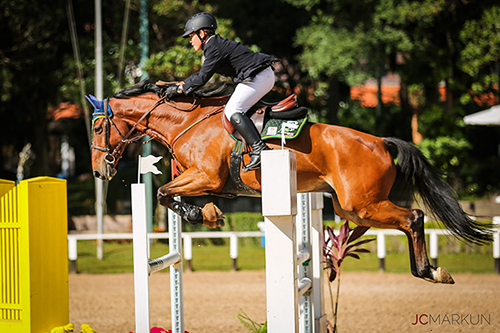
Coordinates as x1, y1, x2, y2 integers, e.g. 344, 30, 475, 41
165, 12, 278, 172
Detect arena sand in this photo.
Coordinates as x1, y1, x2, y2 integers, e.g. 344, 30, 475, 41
69, 271, 499, 332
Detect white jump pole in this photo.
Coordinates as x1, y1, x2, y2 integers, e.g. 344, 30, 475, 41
310, 193, 327, 333
132, 183, 151, 333
297, 192, 327, 333
168, 198, 184, 333
262, 149, 326, 333
297, 193, 313, 333
262, 149, 299, 332
132, 185, 183, 333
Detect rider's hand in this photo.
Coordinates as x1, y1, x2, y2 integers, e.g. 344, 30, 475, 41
165, 84, 183, 99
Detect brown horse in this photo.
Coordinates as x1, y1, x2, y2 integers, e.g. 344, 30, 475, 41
89, 80, 491, 284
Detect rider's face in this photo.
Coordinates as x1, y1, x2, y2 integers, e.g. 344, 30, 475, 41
189, 31, 205, 52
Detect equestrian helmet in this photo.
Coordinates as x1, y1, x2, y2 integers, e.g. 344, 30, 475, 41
182, 12, 217, 38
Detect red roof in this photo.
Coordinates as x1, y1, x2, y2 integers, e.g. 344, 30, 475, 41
351, 76, 498, 107
49, 102, 82, 121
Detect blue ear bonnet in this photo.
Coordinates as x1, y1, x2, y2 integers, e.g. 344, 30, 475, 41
86, 95, 113, 125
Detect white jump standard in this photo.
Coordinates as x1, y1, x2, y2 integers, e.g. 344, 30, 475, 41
132, 183, 184, 333
261, 149, 326, 333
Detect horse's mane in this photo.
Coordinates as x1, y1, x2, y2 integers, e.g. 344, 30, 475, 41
113, 79, 234, 99
113, 79, 151, 98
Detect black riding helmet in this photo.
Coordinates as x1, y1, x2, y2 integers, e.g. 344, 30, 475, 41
182, 12, 218, 38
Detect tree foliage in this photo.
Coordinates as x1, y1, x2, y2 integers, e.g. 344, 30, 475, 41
1, 0, 499, 202
284, 0, 500, 198
459, 6, 500, 105
1, 0, 69, 177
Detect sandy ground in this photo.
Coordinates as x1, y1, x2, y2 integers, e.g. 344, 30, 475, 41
69, 271, 500, 333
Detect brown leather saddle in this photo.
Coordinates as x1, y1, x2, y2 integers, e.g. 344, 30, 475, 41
222, 93, 301, 141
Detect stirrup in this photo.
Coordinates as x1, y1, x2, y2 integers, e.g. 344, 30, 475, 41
242, 143, 271, 172
242, 155, 262, 172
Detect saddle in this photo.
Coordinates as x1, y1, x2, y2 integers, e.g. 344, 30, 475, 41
219, 94, 309, 198
222, 93, 308, 141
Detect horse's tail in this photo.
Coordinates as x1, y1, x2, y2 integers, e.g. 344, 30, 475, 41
383, 137, 493, 245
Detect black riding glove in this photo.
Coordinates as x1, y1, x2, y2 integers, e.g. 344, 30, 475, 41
165, 85, 182, 99
143, 82, 163, 97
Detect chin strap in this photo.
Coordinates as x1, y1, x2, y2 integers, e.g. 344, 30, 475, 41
196, 31, 212, 51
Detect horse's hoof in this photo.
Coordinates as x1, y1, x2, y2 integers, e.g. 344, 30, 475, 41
201, 203, 226, 229
432, 267, 455, 284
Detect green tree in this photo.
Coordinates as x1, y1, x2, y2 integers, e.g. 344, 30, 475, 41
1, 0, 146, 179
458, 5, 500, 105
285, 0, 500, 197
285, 0, 414, 129
1, 0, 70, 177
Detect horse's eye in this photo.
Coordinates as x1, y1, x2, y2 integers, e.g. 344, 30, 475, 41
94, 126, 103, 135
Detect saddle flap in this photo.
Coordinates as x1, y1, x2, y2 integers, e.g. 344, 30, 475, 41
222, 112, 235, 135
222, 107, 266, 142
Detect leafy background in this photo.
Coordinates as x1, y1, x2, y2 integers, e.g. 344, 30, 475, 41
1, 0, 500, 216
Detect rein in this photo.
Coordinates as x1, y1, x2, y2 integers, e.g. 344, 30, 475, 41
171, 106, 224, 150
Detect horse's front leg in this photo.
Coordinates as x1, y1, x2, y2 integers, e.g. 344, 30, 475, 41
156, 168, 226, 228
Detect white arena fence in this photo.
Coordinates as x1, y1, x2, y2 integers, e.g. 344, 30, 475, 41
67, 227, 500, 274
68, 230, 262, 273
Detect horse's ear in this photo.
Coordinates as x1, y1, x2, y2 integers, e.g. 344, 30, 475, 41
85, 94, 102, 111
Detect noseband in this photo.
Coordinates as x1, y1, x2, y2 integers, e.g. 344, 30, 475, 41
91, 97, 168, 165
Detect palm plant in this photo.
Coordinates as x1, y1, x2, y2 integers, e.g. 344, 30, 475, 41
324, 221, 375, 332
237, 309, 267, 333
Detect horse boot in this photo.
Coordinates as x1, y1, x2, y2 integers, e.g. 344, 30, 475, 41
230, 112, 271, 172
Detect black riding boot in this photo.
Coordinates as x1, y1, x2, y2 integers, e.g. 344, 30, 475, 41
230, 113, 271, 172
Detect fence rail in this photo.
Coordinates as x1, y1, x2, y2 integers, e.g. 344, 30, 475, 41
68, 228, 500, 274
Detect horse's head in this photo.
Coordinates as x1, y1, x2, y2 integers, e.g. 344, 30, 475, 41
86, 79, 226, 181
87, 95, 131, 181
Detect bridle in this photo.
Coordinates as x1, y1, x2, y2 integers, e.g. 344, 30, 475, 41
91, 96, 168, 166
91, 94, 224, 168
91, 92, 224, 172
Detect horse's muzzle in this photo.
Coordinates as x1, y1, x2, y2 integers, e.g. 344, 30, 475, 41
93, 165, 117, 181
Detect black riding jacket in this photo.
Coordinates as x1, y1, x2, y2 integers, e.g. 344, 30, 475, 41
183, 34, 278, 95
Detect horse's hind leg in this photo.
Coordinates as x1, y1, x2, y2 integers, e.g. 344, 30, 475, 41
401, 208, 454, 284
331, 193, 454, 284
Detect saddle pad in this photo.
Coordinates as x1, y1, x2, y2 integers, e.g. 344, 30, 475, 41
261, 116, 308, 141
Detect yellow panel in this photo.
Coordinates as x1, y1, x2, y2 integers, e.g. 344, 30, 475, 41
0, 179, 15, 198
0, 177, 68, 333
0, 182, 23, 331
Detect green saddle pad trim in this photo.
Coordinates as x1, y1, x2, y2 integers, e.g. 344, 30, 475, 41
261, 116, 308, 141
232, 139, 244, 152
228, 116, 308, 142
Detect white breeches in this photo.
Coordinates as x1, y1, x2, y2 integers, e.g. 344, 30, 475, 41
224, 66, 275, 120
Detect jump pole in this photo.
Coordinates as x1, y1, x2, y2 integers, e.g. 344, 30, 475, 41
297, 192, 327, 333
131, 184, 184, 333
261, 150, 326, 333
261, 149, 298, 332
168, 197, 184, 332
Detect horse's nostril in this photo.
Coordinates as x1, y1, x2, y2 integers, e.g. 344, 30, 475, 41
93, 170, 101, 178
